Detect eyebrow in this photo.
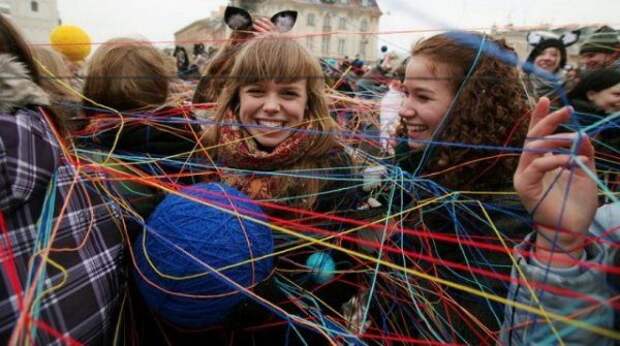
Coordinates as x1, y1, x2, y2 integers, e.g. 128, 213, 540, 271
406, 84, 436, 94
277, 83, 304, 90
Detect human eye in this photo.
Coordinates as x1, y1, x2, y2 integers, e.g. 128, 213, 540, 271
416, 93, 432, 102
281, 89, 301, 98
244, 86, 264, 95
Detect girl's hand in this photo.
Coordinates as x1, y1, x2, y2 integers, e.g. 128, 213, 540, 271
514, 98, 598, 265
253, 17, 278, 35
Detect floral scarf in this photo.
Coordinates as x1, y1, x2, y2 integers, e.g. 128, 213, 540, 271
215, 111, 315, 201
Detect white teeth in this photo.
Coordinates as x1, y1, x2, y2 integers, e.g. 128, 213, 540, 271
257, 120, 283, 128
408, 125, 428, 132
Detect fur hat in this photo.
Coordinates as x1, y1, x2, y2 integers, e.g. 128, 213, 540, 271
579, 26, 620, 55
224, 6, 297, 33
526, 31, 580, 72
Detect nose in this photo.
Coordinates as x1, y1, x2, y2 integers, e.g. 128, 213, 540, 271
262, 93, 280, 114
398, 97, 415, 120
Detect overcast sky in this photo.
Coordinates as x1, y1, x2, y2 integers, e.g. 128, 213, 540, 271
57, 0, 620, 53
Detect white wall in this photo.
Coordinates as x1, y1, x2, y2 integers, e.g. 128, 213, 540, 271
4, 0, 60, 44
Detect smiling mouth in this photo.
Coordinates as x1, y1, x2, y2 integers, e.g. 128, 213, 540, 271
256, 120, 286, 129
407, 124, 428, 133
538, 62, 554, 69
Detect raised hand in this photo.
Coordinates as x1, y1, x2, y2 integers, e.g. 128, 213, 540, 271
253, 17, 278, 35
513, 98, 598, 265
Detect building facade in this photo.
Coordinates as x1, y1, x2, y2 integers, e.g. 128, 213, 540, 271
174, 6, 228, 62
175, 0, 382, 62
0, 0, 60, 43
491, 24, 608, 68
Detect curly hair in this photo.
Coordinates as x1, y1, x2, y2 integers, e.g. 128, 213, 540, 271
405, 32, 529, 191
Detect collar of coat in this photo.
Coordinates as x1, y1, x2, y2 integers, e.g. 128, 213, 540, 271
0, 53, 49, 114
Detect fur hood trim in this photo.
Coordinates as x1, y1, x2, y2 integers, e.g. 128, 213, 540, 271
0, 54, 49, 113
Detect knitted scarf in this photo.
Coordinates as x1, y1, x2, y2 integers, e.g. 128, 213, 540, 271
215, 112, 315, 201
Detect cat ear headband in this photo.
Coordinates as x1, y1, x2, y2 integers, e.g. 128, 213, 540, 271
224, 6, 298, 33
527, 30, 581, 47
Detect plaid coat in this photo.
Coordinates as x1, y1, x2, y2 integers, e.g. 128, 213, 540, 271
0, 54, 132, 345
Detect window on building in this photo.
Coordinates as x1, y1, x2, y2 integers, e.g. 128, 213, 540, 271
30, 1, 38, 12
359, 37, 368, 59
307, 13, 315, 26
306, 36, 315, 51
361, 0, 369, 6
323, 14, 332, 30
338, 39, 346, 56
360, 19, 368, 32
321, 36, 331, 55
338, 17, 346, 30
340, 0, 349, 4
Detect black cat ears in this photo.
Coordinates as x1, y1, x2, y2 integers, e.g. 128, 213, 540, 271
527, 30, 581, 47
224, 6, 298, 33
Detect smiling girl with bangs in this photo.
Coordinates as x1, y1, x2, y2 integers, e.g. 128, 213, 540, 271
190, 34, 361, 345
203, 34, 352, 212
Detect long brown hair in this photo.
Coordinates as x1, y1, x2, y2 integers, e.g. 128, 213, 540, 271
33, 47, 82, 133
192, 30, 254, 104
408, 32, 528, 191
82, 38, 169, 113
204, 35, 341, 209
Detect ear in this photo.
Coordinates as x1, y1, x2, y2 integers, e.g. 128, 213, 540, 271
225, 6, 253, 31
271, 10, 298, 32
561, 30, 581, 47
586, 90, 597, 102
527, 31, 544, 46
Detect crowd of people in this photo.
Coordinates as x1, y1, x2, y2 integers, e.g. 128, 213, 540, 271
0, 7, 618, 346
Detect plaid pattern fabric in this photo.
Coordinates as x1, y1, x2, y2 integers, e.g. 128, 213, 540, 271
0, 108, 131, 345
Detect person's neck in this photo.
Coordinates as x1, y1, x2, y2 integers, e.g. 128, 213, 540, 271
255, 140, 275, 153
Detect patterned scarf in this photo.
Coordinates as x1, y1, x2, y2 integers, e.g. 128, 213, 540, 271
215, 111, 315, 201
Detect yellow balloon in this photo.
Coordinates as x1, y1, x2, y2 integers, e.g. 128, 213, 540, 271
50, 25, 92, 62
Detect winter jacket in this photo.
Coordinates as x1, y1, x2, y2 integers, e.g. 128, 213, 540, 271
0, 54, 134, 345
351, 143, 530, 345
501, 202, 619, 345
130, 146, 362, 345
75, 108, 202, 217
524, 70, 568, 101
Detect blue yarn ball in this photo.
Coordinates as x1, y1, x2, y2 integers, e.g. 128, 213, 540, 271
133, 183, 273, 328
306, 252, 336, 284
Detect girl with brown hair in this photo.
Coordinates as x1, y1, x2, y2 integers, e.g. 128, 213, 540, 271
356, 32, 532, 345
203, 34, 354, 212
396, 32, 529, 190
77, 38, 202, 217
192, 6, 296, 104
185, 35, 359, 344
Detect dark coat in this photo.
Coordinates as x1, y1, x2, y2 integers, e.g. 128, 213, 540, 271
76, 108, 202, 217
0, 54, 136, 345
355, 142, 530, 345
